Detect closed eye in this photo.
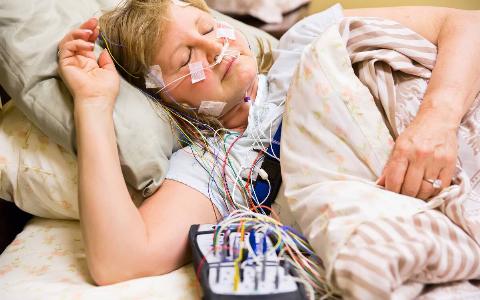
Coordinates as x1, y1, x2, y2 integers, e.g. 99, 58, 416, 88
180, 27, 214, 68
181, 48, 192, 68
204, 27, 214, 35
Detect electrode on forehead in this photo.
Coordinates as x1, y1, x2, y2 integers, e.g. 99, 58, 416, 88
189, 61, 206, 84
145, 65, 165, 89
216, 21, 236, 40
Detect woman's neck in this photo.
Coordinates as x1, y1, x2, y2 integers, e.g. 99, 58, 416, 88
220, 76, 258, 131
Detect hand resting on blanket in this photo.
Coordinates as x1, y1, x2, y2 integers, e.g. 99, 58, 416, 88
377, 108, 458, 200
345, 7, 480, 200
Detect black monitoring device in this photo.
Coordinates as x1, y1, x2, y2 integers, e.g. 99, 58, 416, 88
189, 224, 308, 300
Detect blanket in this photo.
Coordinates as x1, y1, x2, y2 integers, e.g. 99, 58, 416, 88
281, 17, 480, 299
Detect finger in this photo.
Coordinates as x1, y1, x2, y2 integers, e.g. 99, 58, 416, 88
376, 173, 386, 187
431, 164, 456, 197
400, 160, 425, 197
416, 180, 436, 200
69, 29, 94, 41
58, 18, 98, 48
79, 18, 98, 32
384, 157, 409, 194
77, 50, 97, 61
89, 25, 100, 43
98, 49, 116, 71
59, 40, 95, 60
417, 161, 442, 200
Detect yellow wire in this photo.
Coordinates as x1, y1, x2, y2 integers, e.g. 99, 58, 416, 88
99, 33, 139, 79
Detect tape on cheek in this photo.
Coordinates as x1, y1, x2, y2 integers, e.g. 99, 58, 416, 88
189, 61, 206, 84
216, 21, 236, 40
198, 101, 226, 117
171, 0, 190, 7
145, 65, 165, 89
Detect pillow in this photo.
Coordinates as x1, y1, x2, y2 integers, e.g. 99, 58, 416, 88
0, 0, 278, 198
206, 0, 310, 23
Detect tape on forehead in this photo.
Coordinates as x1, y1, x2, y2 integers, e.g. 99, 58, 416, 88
216, 21, 236, 40
171, 0, 190, 7
145, 65, 165, 89
189, 61, 206, 84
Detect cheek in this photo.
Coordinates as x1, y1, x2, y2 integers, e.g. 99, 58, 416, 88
233, 58, 257, 84
233, 29, 250, 51
177, 74, 220, 105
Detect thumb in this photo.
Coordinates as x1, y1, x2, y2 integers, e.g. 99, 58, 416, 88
98, 49, 116, 71
376, 173, 386, 187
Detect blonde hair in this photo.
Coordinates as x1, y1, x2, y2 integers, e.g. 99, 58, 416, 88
99, 0, 273, 145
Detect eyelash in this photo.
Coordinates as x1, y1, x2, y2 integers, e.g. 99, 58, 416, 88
180, 27, 215, 68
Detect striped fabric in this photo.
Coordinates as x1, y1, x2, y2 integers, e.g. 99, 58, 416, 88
281, 17, 480, 300
328, 17, 480, 299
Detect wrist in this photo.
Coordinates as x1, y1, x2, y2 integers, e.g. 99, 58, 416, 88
74, 97, 115, 116
419, 90, 465, 127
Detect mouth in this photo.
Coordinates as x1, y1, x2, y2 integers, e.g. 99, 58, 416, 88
222, 58, 237, 80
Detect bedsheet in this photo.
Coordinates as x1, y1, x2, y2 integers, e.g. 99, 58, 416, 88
0, 217, 479, 299
281, 17, 480, 299
0, 218, 198, 300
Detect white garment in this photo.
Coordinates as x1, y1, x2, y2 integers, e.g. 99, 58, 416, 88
165, 4, 344, 217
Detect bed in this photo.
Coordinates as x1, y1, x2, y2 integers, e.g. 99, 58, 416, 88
2, 213, 480, 299
2, 0, 480, 299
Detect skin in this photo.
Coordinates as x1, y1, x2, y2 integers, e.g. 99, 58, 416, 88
154, 5, 258, 130
57, 5, 480, 285
343, 7, 480, 199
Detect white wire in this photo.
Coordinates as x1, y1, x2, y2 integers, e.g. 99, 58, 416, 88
292, 277, 316, 300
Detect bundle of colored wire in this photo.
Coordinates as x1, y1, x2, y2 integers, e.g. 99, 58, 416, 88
212, 210, 341, 300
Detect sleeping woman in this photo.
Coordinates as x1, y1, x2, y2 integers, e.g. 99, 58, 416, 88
57, 0, 480, 297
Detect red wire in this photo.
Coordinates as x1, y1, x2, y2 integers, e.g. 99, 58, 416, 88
245, 150, 265, 212
221, 133, 244, 208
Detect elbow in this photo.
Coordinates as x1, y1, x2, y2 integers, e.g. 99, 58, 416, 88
87, 254, 139, 286
87, 253, 173, 286
88, 261, 129, 286
90, 273, 116, 287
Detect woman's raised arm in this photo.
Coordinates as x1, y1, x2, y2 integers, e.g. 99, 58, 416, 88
345, 7, 480, 199
58, 18, 218, 286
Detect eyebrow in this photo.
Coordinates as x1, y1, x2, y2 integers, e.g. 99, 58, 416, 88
169, 16, 202, 71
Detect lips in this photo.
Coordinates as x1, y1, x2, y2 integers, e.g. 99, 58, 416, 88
222, 58, 236, 80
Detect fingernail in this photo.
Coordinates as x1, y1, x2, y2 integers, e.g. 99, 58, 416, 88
83, 29, 93, 34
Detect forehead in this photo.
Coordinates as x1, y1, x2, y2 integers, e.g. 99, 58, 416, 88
153, 5, 212, 68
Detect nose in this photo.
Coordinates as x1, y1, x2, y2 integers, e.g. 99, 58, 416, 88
197, 37, 223, 65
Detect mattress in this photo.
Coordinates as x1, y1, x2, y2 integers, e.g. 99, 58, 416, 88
2, 216, 480, 299
0, 217, 198, 300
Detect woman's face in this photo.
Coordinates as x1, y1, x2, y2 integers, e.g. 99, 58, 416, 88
152, 4, 258, 117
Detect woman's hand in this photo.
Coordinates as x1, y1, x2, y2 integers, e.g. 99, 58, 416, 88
377, 109, 458, 200
58, 18, 119, 111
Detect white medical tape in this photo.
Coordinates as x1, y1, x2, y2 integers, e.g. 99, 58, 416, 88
145, 65, 165, 89
216, 21, 236, 40
198, 101, 226, 117
189, 61, 206, 84
215, 41, 230, 65
171, 0, 190, 7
